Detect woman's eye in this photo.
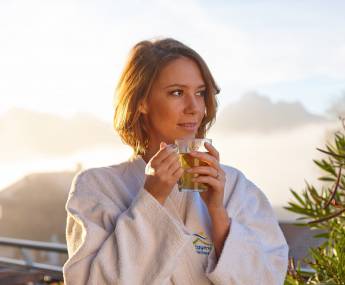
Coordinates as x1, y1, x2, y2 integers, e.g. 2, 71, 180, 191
196, 90, 207, 97
170, 90, 183, 96
169, 89, 206, 97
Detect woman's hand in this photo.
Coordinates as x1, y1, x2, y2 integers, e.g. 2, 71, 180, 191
144, 142, 184, 205
187, 142, 226, 212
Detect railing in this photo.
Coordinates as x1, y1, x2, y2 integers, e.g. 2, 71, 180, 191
0, 237, 68, 284
279, 221, 320, 275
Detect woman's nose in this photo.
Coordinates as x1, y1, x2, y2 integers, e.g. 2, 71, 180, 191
184, 93, 201, 114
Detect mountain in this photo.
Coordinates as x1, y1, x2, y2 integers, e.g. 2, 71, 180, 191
213, 92, 326, 133
327, 92, 345, 118
0, 170, 76, 243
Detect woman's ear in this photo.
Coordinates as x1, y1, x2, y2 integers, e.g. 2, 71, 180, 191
139, 101, 148, 114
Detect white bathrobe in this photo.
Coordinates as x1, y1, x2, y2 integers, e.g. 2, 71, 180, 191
63, 154, 289, 285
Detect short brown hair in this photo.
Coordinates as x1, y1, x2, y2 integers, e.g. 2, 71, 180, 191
113, 38, 220, 155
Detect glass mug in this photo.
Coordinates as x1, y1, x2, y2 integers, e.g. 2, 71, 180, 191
175, 138, 212, 192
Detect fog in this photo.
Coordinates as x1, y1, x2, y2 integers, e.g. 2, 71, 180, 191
1, 93, 343, 209
209, 121, 336, 206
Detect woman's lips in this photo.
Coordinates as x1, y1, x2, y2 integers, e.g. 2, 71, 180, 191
177, 123, 197, 131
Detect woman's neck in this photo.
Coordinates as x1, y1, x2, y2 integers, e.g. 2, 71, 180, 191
141, 152, 152, 164
141, 146, 158, 163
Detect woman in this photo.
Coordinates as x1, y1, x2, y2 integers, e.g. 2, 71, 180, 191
63, 38, 289, 284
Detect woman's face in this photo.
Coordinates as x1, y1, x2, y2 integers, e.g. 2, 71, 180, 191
142, 56, 206, 147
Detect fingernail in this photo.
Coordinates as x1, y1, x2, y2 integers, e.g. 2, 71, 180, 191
186, 168, 192, 173
160, 142, 167, 149
168, 144, 178, 152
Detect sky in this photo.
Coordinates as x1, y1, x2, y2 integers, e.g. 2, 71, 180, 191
1, 0, 345, 121
1, 0, 345, 212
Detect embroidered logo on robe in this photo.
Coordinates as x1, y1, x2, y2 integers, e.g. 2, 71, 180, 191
192, 232, 213, 255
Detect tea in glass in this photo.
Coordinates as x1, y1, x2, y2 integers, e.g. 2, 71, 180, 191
175, 138, 212, 192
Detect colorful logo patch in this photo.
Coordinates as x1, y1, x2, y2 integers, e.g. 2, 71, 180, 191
192, 232, 213, 255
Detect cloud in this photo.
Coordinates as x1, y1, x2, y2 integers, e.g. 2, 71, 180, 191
212, 92, 326, 134
0, 107, 122, 161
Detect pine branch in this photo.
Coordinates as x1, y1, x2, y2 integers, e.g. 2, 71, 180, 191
316, 148, 345, 160
285, 118, 345, 284
308, 207, 345, 224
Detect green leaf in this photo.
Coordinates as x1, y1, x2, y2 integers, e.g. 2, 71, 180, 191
308, 186, 324, 205
319, 176, 336, 182
314, 232, 329, 239
290, 189, 306, 206
314, 159, 337, 176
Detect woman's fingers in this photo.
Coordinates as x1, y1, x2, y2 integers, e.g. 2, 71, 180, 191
191, 175, 221, 189
190, 151, 218, 169
163, 153, 180, 173
189, 142, 221, 168
172, 166, 184, 179
204, 142, 220, 161
189, 166, 226, 183
187, 166, 218, 178
150, 144, 177, 168
147, 142, 224, 186
167, 155, 180, 171
146, 143, 181, 181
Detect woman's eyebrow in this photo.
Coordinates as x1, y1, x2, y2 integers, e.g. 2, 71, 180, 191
164, 84, 206, 89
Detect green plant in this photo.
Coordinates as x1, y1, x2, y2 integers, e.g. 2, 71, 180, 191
284, 118, 345, 285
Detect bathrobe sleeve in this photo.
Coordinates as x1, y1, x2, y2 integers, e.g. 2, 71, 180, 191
205, 167, 289, 285
63, 169, 192, 285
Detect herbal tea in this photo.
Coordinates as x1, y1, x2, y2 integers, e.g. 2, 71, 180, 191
178, 152, 208, 192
